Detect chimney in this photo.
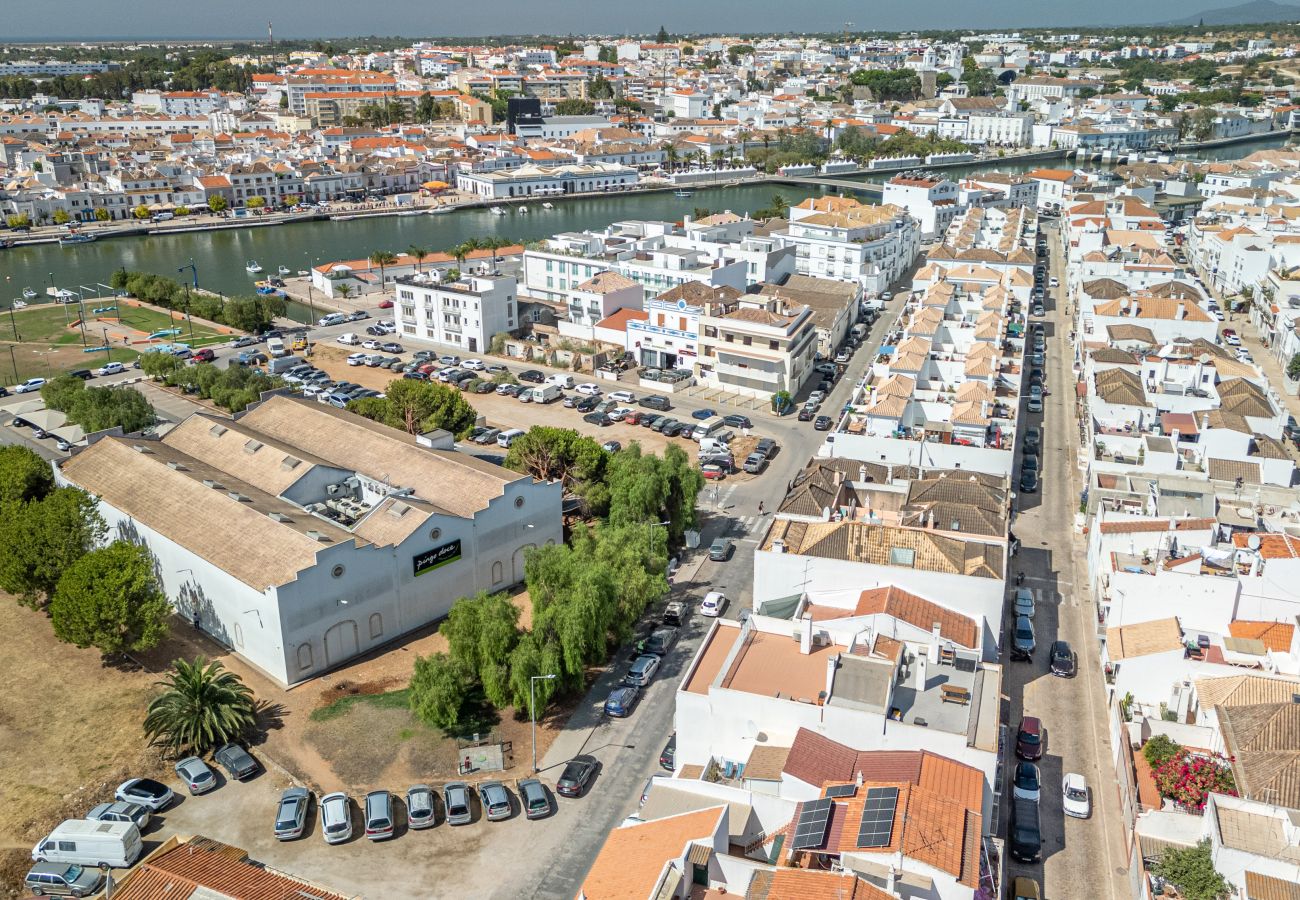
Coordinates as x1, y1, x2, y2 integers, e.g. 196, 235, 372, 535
1175, 302, 1186, 320
930, 622, 943, 663
825, 652, 840, 699
858, 464, 868, 483
800, 612, 813, 654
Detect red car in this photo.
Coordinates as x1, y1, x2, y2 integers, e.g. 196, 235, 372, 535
192, 348, 216, 362
701, 464, 726, 481
1016, 716, 1043, 761
377, 299, 394, 309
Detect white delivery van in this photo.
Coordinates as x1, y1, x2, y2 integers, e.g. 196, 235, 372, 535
850, 323, 868, 341
336, 332, 361, 346
266, 337, 287, 358
32, 819, 142, 870
544, 373, 574, 389
691, 416, 725, 442
527, 384, 562, 404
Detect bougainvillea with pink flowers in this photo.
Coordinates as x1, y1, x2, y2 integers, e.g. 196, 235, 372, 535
1152, 749, 1237, 811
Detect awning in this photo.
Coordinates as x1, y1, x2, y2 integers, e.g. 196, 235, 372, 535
422, 180, 449, 190
48, 423, 85, 443
686, 843, 713, 866
22, 409, 67, 430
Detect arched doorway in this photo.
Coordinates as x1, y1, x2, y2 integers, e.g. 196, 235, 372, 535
512, 543, 536, 585
324, 620, 359, 668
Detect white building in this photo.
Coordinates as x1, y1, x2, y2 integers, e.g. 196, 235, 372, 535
456, 161, 637, 199
395, 273, 519, 354
56, 395, 562, 686
775, 197, 920, 294
881, 174, 960, 239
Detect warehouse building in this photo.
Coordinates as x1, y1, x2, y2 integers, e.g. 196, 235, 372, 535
56, 395, 562, 686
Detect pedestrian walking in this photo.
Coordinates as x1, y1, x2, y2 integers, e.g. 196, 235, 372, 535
758, 501, 765, 515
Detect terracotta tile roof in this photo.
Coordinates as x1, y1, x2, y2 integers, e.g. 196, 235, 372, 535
744, 744, 793, 782
1231, 532, 1300, 559
109, 837, 350, 900
851, 585, 980, 648
581, 806, 724, 900
750, 868, 896, 899
1244, 870, 1300, 900
1208, 458, 1261, 486
1219, 704, 1300, 809
1098, 517, 1215, 534
1106, 617, 1183, 661
1229, 621, 1295, 653
1196, 674, 1300, 708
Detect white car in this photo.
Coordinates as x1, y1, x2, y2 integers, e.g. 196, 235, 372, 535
362, 339, 381, 350
1048, 277, 1059, 288
96, 362, 125, 376
609, 390, 636, 403
608, 406, 633, 421
320, 791, 353, 844
1062, 773, 1090, 818
700, 591, 727, 617
346, 353, 368, 366
462, 359, 486, 371
575, 383, 602, 396
1223, 332, 1241, 347
15, 377, 45, 394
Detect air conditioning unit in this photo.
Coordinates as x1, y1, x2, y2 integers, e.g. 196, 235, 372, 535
327, 483, 345, 497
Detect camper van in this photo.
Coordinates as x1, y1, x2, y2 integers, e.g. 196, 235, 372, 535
266, 337, 287, 358
32, 820, 142, 870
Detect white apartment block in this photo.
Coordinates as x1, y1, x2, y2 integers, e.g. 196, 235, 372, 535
881, 174, 960, 239
775, 197, 920, 295
395, 273, 518, 354
456, 161, 636, 199
696, 294, 819, 397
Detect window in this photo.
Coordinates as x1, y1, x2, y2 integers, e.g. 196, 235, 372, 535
492, 561, 504, 584
515, 496, 525, 508
430, 527, 442, 540
770, 339, 779, 350
331, 564, 345, 578
743, 336, 752, 346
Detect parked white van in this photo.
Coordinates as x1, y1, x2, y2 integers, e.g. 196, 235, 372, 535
32, 820, 142, 870
336, 332, 361, 346
544, 373, 574, 389
497, 428, 526, 448
691, 416, 725, 442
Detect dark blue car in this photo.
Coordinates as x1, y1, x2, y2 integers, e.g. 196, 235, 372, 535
603, 685, 640, 718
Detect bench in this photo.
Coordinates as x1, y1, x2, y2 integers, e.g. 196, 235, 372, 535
940, 684, 971, 705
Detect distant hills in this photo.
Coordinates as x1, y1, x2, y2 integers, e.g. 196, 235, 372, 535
1166, 0, 1300, 25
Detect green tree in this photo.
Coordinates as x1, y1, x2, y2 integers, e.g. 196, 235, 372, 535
0, 445, 54, 506
245, 196, 266, 209
727, 44, 754, 66
174, 205, 191, 216
415, 91, 437, 123
1153, 840, 1230, 900
40, 374, 86, 414
347, 378, 477, 437
504, 426, 607, 486
6, 213, 31, 229
67, 385, 156, 434
407, 244, 430, 273
143, 657, 257, 756
0, 487, 105, 607
506, 630, 564, 711
52, 209, 71, 225
849, 69, 921, 101
408, 652, 471, 731
441, 591, 521, 708
369, 249, 398, 286
1287, 353, 1300, 381
553, 97, 596, 116
1142, 734, 1183, 769
49, 541, 170, 656
93, 207, 110, 222
207, 194, 228, 214
132, 204, 151, 220
656, 25, 669, 43
139, 350, 183, 380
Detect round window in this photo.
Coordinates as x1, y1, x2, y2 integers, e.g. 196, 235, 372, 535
430, 527, 441, 540
331, 564, 345, 578
515, 496, 525, 508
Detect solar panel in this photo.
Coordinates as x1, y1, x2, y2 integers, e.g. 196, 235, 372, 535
857, 786, 899, 849
790, 798, 833, 850
825, 784, 857, 799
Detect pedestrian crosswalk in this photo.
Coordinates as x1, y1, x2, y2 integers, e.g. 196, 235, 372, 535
735, 514, 769, 540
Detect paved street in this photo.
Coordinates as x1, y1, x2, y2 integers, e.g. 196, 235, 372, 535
999, 220, 1128, 899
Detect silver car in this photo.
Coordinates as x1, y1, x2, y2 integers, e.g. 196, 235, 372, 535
625, 654, 661, 687
173, 756, 217, 795
479, 781, 512, 822
407, 784, 436, 830
519, 778, 550, 820
274, 787, 311, 841
444, 781, 472, 826
87, 801, 150, 831
320, 791, 352, 844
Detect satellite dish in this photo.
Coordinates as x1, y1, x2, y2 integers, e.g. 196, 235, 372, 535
1248, 534, 1262, 550
745, 720, 760, 740
1198, 354, 1211, 364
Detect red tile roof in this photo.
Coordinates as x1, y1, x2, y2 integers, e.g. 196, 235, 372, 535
109, 837, 350, 900
1229, 620, 1296, 652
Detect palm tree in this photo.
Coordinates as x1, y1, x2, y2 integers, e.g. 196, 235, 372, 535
407, 244, 429, 273
663, 142, 679, 172
369, 249, 398, 287
143, 657, 257, 756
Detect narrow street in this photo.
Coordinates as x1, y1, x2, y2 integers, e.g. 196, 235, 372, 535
999, 220, 1129, 899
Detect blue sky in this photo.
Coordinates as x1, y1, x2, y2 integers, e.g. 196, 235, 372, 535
6, 0, 1214, 40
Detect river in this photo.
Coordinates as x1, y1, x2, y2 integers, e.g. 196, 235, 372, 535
4, 132, 1292, 310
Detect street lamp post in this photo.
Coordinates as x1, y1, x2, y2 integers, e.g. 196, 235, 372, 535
180, 283, 196, 343
529, 673, 557, 773
304, 253, 319, 322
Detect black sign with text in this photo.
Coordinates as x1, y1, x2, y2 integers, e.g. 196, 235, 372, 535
413, 539, 462, 577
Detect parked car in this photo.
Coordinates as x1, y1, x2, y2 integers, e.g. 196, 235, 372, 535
479, 781, 512, 821
797, 406, 815, 422
1222, 329, 1241, 346
192, 348, 216, 362
663, 600, 687, 627
519, 778, 551, 820
115, 778, 173, 812
96, 362, 125, 376
1062, 773, 1091, 818
1009, 796, 1042, 862
642, 627, 678, 656
1031, 304, 1045, 317
1013, 588, 1035, 619
575, 382, 602, 396
518, 369, 544, 383
700, 591, 727, 617
274, 787, 311, 841
625, 654, 661, 687
1016, 716, 1044, 760
1011, 615, 1036, 661
755, 437, 777, 459
173, 756, 217, 795
444, 782, 473, 825
23, 862, 104, 898
660, 734, 676, 771
708, 538, 733, 561
690, 408, 716, 421
320, 792, 352, 844
87, 801, 150, 831
462, 358, 485, 371
556, 756, 599, 798
1049, 640, 1077, 677
15, 377, 46, 394
363, 790, 394, 841
213, 744, 259, 781
1027, 385, 1043, 413
743, 452, 767, 474
574, 395, 599, 412
609, 390, 636, 403
402, 784, 436, 831
813, 415, 832, 431
1019, 469, 1038, 494
1022, 426, 1041, 456
722, 414, 751, 429
604, 684, 640, 718
1012, 762, 1041, 802
701, 463, 726, 480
